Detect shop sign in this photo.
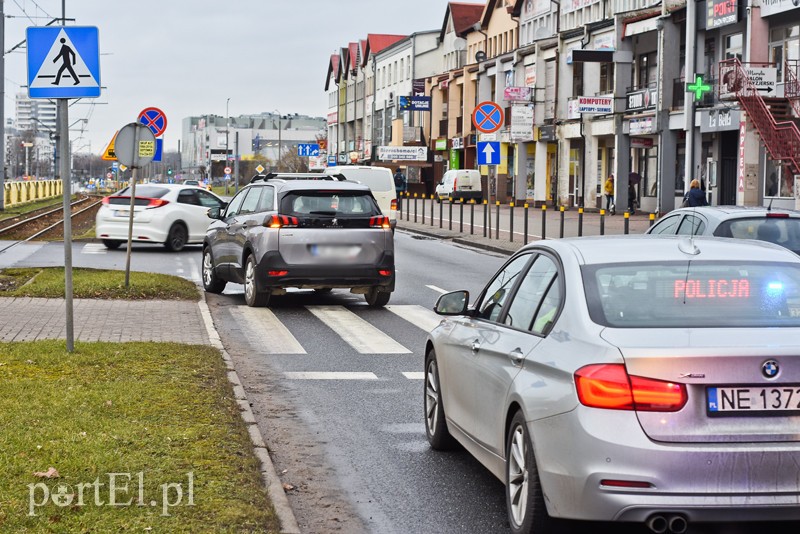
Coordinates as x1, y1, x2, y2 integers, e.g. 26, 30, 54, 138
449, 149, 461, 170
377, 146, 428, 161
577, 96, 613, 114
525, 65, 536, 88
707, 0, 738, 28
338, 153, 347, 163
626, 86, 658, 112
504, 86, 533, 102
412, 79, 426, 97
700, 108, 740, 133
537, 125, 556, 142
630, 137, 654, 149
511, 106, 535, 142
327, 111, 338, 125
399, 96, 432, 111
435, 138, 448, 151
629, 117, 654, 135
451, 137, 464, 149
567, 99, 581, 120
761, 0, 798, 16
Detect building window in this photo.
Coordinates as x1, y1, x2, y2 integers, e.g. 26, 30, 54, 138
599, 63, 614, 93
637, 52, 657, 88
770, 26, 799, 83
573, 61, 583, 97
724, 33, 743, 61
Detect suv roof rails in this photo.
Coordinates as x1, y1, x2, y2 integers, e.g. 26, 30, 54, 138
250, 172, 348, 184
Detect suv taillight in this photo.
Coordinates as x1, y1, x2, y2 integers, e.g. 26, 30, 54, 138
369, 216, 390, 229
266, 215, 299, 228
575, 364, 687, 412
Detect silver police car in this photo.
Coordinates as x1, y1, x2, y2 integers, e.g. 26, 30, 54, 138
425, 235, 800, 533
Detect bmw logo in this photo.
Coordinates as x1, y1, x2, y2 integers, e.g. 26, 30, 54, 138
762, 360, 780, 379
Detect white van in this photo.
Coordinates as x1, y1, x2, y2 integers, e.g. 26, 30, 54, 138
435, 169, 483, 203
325, 166, 397, 228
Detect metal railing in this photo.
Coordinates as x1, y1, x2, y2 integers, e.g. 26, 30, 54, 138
784, 59, 800, 118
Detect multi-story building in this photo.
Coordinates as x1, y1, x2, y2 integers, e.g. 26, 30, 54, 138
181, 112, 326, 176
324, 0, 800, 212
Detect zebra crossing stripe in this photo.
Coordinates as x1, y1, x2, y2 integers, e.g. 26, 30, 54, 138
402, 372, 424, 380
284, 372, 378, 380
82, 243, 107, 254
306, 305, 412, 354
385, 305, 443, 333
229, 307, 306, 354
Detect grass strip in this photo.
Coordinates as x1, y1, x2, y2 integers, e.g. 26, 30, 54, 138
0, 340, 278, 532
0, 268, 199, 300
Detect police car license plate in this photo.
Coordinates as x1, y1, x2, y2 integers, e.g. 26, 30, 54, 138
707, 386, 800, 415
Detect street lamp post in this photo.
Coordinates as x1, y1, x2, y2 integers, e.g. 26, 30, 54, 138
272, 109, 283, 172
226, 98, 230, 193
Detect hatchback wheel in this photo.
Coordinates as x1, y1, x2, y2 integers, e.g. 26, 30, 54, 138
165, 223, 188, 252
425, 349, 456, 450
364, 287, 391, 307
202, 247, 226, 294
506, 411, 564, 534
244, 255, 270, 307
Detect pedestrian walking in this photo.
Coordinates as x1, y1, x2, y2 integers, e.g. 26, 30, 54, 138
394, 167, 407, 211
604, 174, 615, 214
682, 179, 709, 207
628, 183, 637, 215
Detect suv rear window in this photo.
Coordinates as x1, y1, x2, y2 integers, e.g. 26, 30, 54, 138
715, 217, 800, 254
583, 261, 800, 328
280, 191, 381, 217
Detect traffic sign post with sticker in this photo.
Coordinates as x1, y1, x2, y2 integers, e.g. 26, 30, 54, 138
25, 24, 102, 353
473, 101, 504, 208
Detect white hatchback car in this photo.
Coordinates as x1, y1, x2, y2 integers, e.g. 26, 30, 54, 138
96, 184, 226, 251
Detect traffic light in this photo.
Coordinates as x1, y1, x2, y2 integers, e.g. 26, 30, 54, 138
167, 168, 173, 176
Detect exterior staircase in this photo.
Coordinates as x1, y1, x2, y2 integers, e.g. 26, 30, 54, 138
719, 58, 800, 177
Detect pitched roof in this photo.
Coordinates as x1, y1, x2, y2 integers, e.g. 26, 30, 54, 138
363, 33, 406, 64
448, 2, 486, 37
324, 54, 340, 91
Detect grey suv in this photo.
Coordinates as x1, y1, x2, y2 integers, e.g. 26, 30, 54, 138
202, 173, 395, 307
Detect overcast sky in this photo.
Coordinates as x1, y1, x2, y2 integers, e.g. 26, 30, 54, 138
4, 0, 460, 154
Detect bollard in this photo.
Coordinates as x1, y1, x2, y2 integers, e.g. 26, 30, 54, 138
624, 211, 630, 234
600, 209, 605, 236
449, 199, 454, 231
559, 206, 565, 239
495, 201, 500, 240
541, 205, 547, 240
578, 207, 583, 237
483, 200, 489, 237
414, 194, 418, 223
649, 213, 655, 227
524, 203, 529, 244
459, 199, 464, 233
430, 195, 435, 226
407, 193, 411, 221
421, 194, 426, 225
509, 202, 515, 243
439, 197, 443, 229
470, 200, 475, 235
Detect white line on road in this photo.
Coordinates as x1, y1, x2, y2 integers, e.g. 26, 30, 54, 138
229, 307, 307, 354
188, 256, 201, 282
426, 285, 449, 294
402, 372, 424, 380
306, 305, 412, 354
284, 372, 378, 380
81, 243, 107, 254
386, 305, 442, 333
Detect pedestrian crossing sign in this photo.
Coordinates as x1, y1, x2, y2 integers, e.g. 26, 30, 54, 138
26, 26, 101, 99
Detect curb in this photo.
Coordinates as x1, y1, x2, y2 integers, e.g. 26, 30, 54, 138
396, 223, 517, 256
197, 295, 301, 534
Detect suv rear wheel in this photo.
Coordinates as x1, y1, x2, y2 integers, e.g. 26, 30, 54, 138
244, 255, 270, 307
202, 247, 226, 294
365, 287, 391, 307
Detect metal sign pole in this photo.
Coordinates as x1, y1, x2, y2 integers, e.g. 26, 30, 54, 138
124, 128, 142, 288
59, 98, 74, 352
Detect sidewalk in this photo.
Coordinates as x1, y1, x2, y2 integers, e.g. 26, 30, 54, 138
395, 201, 656, 255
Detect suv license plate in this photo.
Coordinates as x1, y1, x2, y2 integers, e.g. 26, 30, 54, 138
310, 245, 360, 258
707, 386, 800, 415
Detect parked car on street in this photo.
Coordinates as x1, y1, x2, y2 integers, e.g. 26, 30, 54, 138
647, 205, 800, 255
96, 184, 226, 251
202, 173, 395, 307
425, 235, 800, 533
435, 169, 483, 203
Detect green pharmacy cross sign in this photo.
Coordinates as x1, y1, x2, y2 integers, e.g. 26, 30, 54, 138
687, 74, 712, 102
